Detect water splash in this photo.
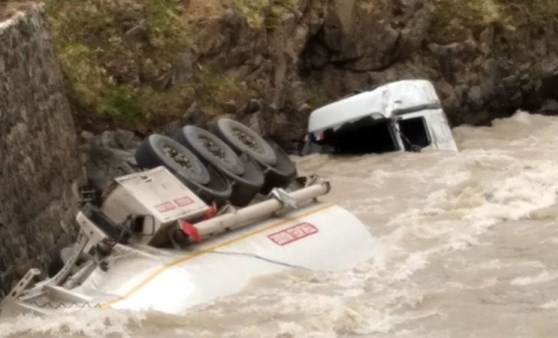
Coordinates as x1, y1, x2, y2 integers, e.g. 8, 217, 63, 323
6, 112, 558, 337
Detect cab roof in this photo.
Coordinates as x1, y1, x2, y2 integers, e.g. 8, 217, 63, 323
308, 79, 441, 133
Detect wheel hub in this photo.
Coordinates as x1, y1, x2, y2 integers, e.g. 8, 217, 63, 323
163, 145, 193, 170
232, 128, 263, 154
200, 136, 227, 160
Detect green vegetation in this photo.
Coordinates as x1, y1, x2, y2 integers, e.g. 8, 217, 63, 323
56, 43, 106, 109
193, 67, 250, 116
430, 0, 558, 44
45, 0, 189, 128
37, 0, 558, 131
101, 86, 141, 120
45, 0, 279, 130
234, 0, 296, 30
234, 0, 268, 29
198, 71, 233, 102
139, 84, 194, 122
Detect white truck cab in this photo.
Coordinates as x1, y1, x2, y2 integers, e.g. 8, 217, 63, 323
306, 80, 458, 154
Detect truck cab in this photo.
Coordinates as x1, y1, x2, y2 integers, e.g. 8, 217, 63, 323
305, 80, 458, 154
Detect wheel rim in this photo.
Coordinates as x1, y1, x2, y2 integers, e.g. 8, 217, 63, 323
232, 128, 265, 155
215, 118, 277, 166
199, 135, 228, 161
163, 145, 195, 171
198, 134, 243, 172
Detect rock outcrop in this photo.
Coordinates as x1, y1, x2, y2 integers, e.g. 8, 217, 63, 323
80, 129, 139, 194
45, 0, 558, 148
0, 4, 83, 295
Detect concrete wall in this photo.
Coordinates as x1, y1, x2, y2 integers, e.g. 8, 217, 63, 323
0, 5, 83, 296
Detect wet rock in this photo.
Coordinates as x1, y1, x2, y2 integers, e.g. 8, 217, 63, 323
221, 8, 243, 32
153, 52, 195, 90
244, 98, 263, 115
14, 264, 31, 279
80, 130, 140, 193
541, 73, 558, 100
302, 0, 435, 72
540, 100, 558, 114
467, 86, 484, 111
221, 99, 238, 115
243, 112, 264, 135
0, 5, 83, 297
183, 100, 198, 119
124, 20, 148, 43
298, 103, 312, 115
171, 52, 195, 85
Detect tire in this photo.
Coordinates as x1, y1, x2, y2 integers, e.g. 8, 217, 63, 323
173, 125, 245, 176
211, 118, 277, 166
135, 134, 211, 185
135, 134, 232, 205
174, 126, 265, 207
260, 138, 297, 193
225, 153, 264, 206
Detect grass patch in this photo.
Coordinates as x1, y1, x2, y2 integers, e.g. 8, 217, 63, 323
140, 84, 195, 122
234, 0, 297, 30
195, 68, 246, 107
101, 86, 141, 120
234, 0, 269, 29
430, 0, 558, 44
57, 42, 109, 109
45, 0, 190, 127
142, 0, 186, 50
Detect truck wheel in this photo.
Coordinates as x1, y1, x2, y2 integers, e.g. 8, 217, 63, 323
135, 134, 211, 185
136, 134, 232, 205
173, 126, 245, 176
211, 118, 277, 166
260, 138, 297, 193
174, 126, 265, 207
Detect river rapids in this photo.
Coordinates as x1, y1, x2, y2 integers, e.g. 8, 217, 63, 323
2, 111, 558, 338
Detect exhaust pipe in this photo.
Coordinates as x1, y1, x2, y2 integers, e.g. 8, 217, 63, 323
193, 183, 330, 239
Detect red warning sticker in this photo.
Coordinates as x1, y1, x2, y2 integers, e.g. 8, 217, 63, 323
174, 196, 194, 207
268, 223, 318, 246
155, 201, 177, 213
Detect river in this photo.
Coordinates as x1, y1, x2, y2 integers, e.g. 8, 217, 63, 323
2, 111, 558, 337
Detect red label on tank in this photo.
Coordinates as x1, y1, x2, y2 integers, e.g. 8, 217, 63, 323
155, 201, 177, 213
268, 223, 318, 246
174, 196, 194, 207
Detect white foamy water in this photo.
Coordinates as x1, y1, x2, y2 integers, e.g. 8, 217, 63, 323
3, 112, 558, 337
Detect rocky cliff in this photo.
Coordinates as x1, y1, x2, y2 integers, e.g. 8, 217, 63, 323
0, 4, 83, 295
44, 0, 558, 148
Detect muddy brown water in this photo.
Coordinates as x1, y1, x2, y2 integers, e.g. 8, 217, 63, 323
2, 112, 558, 337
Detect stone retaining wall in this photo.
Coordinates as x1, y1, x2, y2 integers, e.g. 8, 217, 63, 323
0, 4, 83, 296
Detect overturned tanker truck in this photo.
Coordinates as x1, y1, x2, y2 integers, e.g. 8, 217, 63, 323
0, 118, 374, 318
